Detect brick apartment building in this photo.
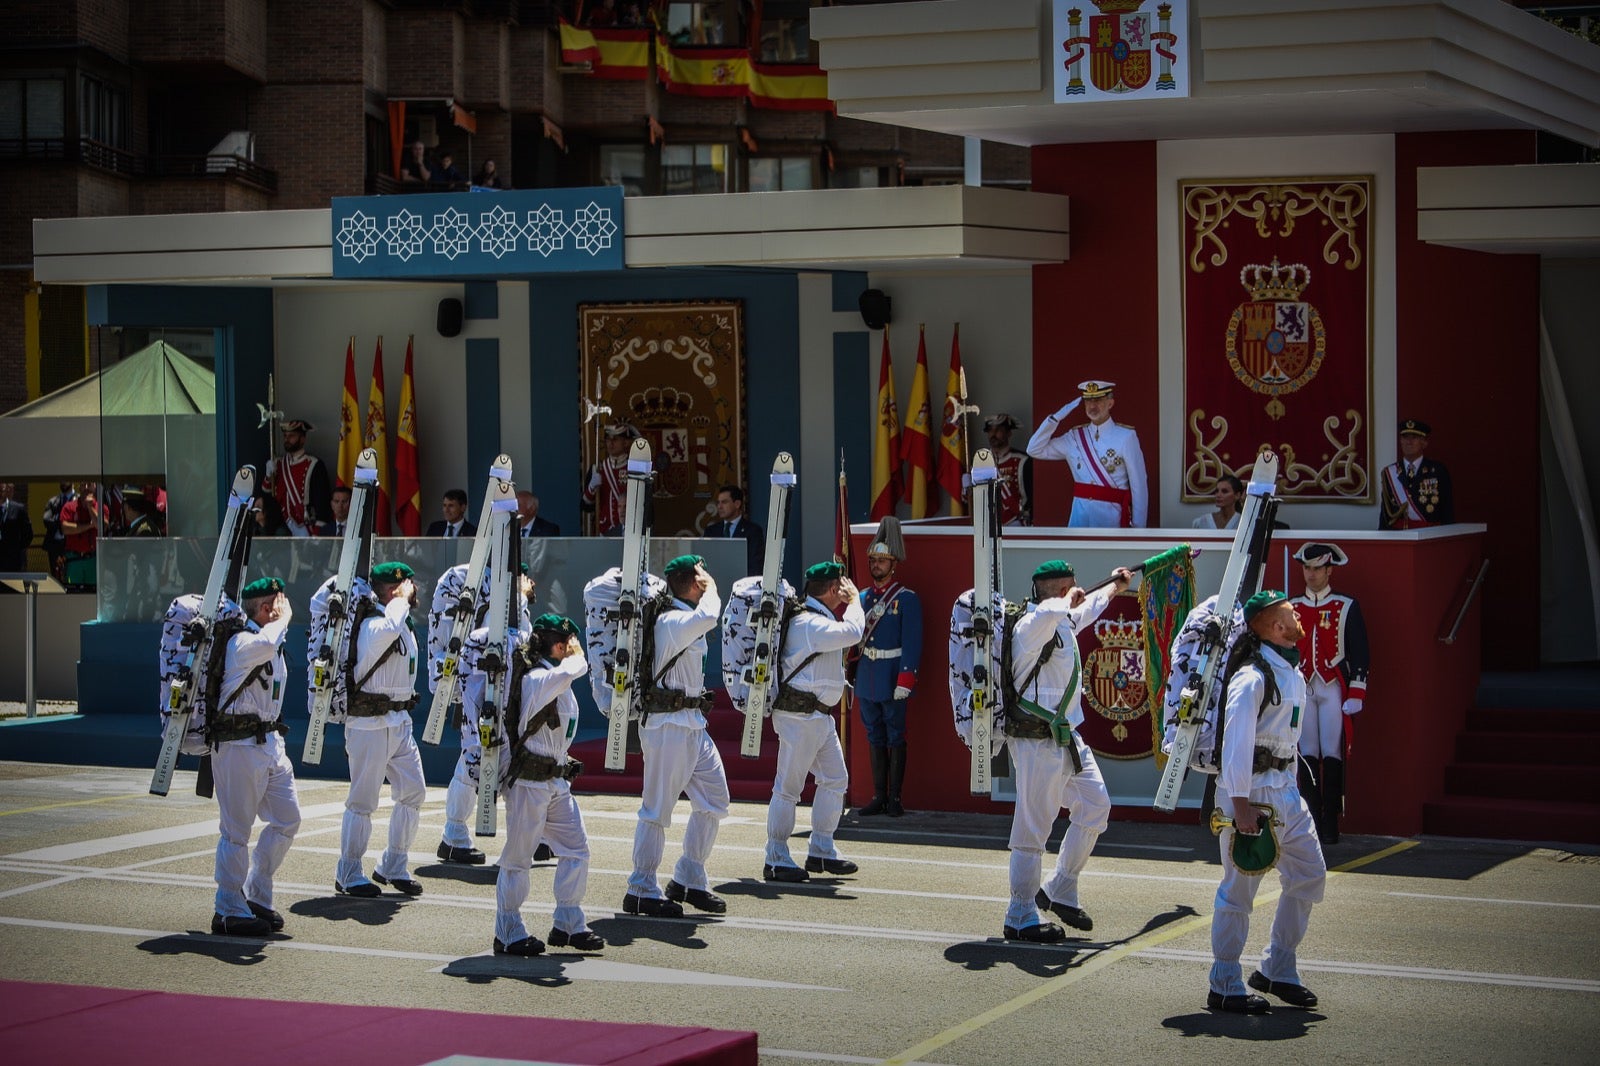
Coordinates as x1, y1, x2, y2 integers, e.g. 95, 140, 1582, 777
0, 0, 1030, 428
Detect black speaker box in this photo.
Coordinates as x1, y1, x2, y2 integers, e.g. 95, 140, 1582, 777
437, 297, 463, 338
858, 289, 891, 330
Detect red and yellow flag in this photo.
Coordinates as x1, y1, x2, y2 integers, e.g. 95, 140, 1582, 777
392, 337, 421, 537
747, 62, 832, 112
870, 328, 903, 521
656, 40, 749, 97
937, 324, 968, 516
558, 20, 652, 79
336, 337, 361, 488
363, 339, 392, 536
901, 325, 935, 519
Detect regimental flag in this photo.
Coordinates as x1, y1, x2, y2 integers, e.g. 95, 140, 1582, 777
747, 61, 832, 112
901, 325, 935, 519
656, 39, 749, 97
937, 324, 968, 517
1138, 544, 1197, 759
364, 339, 393, 536
870, 328, 903, 521
336, 337, 361, 488
393, 337, 421, 537
558, 19, 652, 79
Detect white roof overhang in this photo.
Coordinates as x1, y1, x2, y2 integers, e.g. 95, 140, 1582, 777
1418, 162, 1600, 257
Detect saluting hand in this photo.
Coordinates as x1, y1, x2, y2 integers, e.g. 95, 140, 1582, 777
838, 578, 858, 605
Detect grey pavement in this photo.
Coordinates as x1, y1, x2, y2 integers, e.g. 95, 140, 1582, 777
1, 761, 1597, 1066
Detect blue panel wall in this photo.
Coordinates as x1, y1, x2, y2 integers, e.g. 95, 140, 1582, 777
528, 271, 803, 583
834, 331, 873, 523
464, 338, 502, 482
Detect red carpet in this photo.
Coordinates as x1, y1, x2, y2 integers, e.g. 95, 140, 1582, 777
1, 981, 757, 1066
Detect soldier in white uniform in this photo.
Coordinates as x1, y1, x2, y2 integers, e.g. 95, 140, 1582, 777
1001, 559, 1130, 942
426, 559, 534, 865
624, 554, 730, 917
208, 576, 301, 936
762, 560, 866, 883
333, 561, 428, 899
1208, 589, 1326, 1015
489, 613, 604, 957
1026, 380, 1148, 528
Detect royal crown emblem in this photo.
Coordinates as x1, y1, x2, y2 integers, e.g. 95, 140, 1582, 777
1224, 256, 1327, 421
628, 387, 698, 498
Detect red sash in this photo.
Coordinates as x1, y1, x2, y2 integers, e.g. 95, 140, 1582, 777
1383, 464, 1429, 528
1072, 481, 1133, 527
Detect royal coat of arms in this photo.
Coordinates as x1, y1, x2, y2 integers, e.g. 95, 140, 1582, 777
1076, 593, 1159, 760
1225, 258, 1327, 421
1055, 0, 1187, 101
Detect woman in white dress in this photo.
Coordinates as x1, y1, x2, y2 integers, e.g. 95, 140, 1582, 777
1193, 475, 1244, 530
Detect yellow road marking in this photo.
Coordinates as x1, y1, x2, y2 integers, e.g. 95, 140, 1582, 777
879, 837, 1421, 1065
0, 793, 146, 817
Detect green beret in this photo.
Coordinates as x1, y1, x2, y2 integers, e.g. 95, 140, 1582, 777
531, 612, 579, 638
805, 560, 845, 583
664, 554, 703, 578
240, 577, 284, 599
369, 561, 415, 584
520, 562, 531, 576
1243, 589, 1288, 623
1032, 560, 1075, 581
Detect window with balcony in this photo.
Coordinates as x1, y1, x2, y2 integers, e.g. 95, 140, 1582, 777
78, 74, 126, 150
748, 154, 814, 192
758, 0, 812, 63
0, 76, 66, 154
665, 1, 743, 46
662, 142, 729, 194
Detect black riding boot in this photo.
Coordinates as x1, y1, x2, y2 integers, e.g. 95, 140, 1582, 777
858, 745, 889, 816
886, 745, 907, 817
1320, 757, 1344, 845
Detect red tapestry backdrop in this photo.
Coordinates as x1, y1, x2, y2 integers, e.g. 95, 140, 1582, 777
1181, 179, 1372, 502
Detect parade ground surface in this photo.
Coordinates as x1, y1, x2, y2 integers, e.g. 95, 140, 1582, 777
1, 763, 1597, 1066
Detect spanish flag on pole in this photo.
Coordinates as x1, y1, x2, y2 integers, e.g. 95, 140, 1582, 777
558, 20, 652, 79
870, 328, 903, 521
901, 325, 935, 519
392, 337, 421, 537
364, 339, 392, 536
336, 337, 361, 488
936, 324, 968, 516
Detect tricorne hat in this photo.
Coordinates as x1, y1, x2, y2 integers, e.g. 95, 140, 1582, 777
1292, 542, 1349, 567
281, 419, 314, 433
984, 412, 1020, 431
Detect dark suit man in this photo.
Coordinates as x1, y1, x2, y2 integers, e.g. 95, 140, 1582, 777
710, 485, 763, 575
0, 483, 34, 571
321, 486, 353, 536
426, 489, 478, 538
516, 491, 561, 537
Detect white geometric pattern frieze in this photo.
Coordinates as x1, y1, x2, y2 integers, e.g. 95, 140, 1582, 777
334, 200, 618, 264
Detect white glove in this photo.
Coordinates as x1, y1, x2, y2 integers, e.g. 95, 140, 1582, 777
893, 685, 912, 700
1342, 697, 1363, 715
1052, 397, 1082, 422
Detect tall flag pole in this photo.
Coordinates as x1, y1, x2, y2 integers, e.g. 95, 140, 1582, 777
336, 337, 360, 488
364, 337, 393, 535
393, 336, 422, 536
870, 326, 903, 521
901, 323, 934, 519
937, 323, 969, 516
835, 447, 854, 582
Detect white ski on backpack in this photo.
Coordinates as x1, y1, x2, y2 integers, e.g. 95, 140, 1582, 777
968, 448, 1001, 797
739, 452, 795, 759
604, 438, 655, 772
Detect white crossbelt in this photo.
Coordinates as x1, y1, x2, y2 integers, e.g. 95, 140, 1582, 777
861, 646, 901, 660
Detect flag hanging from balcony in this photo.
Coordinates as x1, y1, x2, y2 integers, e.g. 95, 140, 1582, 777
901, 325, 935, 519
558, 20, 653, 79
364, 339, 393, 536
870, 328, 903, 521
336, 337, 361, 488
656, 40, 749, 97
937, 324, 968, 517
747, 62, 832, 112
393, 337, 421, 537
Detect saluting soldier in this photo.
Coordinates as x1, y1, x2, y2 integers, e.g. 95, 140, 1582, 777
762, 560, 865, 883
1290, 542, 1370, 845
1026, 380, 1149, 528
1379, 419, 1454, 529
855, 518, 922, 818
984, 413, 1033, 526
208, 576, 300, 936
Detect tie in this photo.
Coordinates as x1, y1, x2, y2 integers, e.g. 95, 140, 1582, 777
447, 524, 457, 537
726, 521, 736, 538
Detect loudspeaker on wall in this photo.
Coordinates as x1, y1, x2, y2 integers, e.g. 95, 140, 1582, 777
437, 298, 463, 337
859, 289, 891, 330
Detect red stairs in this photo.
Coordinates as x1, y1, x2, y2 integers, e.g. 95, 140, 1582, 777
1422, 708, 1600, 845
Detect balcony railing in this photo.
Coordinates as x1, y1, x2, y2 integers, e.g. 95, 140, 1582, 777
0, 138, 279, 192
148, 154, 279, 193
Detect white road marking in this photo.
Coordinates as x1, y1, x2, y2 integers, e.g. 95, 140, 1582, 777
1136, 947, 1600, 993
5, 800, 351, 861
762, 1050, 955, 1066
0, 915, 841, 989
1387, 891, 1600, 911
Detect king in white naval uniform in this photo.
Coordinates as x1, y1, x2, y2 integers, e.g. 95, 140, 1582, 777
1026, 379, 1148, 528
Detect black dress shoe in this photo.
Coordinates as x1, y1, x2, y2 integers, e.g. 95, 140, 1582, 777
664, 879, 727, 913
247, 900, 285, 931
621, 893, 685, 918
1208, 990, 1272, 1014
763, 863, 809, 883
1003, 922, 1066, 943
534, 843, 554, 863
805, 856, 859, 875
437, 841, 487, 865
493, 935, 546, 957
335, 880, 381, 898
1249, 970, 1319, 1008
211, 912, 272, 937
372, 872, 424, 897
548, 928, 606, 951
857, 796, 887, 817
886, 798, 905, 817
1034, 889, 1093, 931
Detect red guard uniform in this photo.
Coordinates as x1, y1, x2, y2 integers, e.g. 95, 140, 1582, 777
1291, 587, 1369, 843
993, 448, 1032, 527
584, 455, 628, 535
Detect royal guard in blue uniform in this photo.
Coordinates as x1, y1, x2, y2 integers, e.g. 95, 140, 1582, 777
855, 518, 922, 817
1379, 418, 1454, 529
1290, 542, 1370, 844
